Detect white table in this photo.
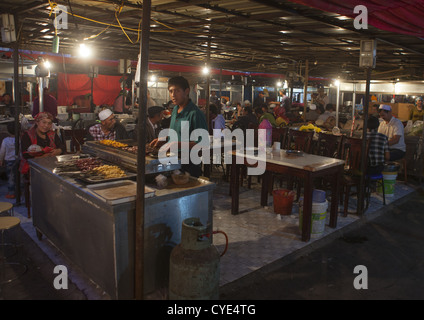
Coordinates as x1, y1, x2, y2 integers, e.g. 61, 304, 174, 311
230, 149, 345, 242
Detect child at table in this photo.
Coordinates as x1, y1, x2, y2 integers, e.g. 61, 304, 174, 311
0, 122, 19, 199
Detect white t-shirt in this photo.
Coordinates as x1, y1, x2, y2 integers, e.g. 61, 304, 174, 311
0, 136, 16, 161
378, 116, 406, 152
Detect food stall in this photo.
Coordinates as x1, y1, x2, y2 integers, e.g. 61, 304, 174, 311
29, 140, 215, 299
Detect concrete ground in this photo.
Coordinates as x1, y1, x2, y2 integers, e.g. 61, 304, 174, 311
220, 188, 424, 300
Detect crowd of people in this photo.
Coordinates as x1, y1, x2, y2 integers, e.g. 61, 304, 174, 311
0, 80, 421, 198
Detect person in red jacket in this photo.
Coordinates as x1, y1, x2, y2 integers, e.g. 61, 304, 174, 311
20, 112, 65, 175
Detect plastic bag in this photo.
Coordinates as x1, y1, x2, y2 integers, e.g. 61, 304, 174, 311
404, 120, 413, 135
20, 114, 32, 131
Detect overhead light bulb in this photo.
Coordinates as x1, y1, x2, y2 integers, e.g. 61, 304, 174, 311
334, 80, 340, 87
150, 75, 157, 82
44, 60, 51, 69
277, 81, 282, 87
202, 66, 210, 75
79, 43, 92, 58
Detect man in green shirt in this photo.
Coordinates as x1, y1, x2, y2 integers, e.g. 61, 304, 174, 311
150, 76, 208, 177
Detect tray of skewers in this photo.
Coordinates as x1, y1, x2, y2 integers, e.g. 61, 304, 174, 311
53, 157, 136, 184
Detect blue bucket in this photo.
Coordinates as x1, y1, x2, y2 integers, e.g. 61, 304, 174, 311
312, 189, 326, 203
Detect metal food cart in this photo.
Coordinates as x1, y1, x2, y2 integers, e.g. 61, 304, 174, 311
29, 142, 215, 299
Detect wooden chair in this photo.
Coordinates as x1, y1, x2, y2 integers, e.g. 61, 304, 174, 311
286, 129, 314, 153
339, 137, 367, 216
272, 129, 314, 199
271, 127, 289, 149
61, 129, 87, 153
315, 132, 345, 158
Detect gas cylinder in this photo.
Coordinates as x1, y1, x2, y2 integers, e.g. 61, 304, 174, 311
169, 218, 220, 300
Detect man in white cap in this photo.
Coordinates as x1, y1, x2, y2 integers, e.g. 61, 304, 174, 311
87, 108, 129, 141
378, 104, 406, 161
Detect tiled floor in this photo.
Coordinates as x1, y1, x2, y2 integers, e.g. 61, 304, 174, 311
209, 170, 418, 287
0, 169, 418, 299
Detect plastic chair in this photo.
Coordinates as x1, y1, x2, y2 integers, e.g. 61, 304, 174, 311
365, 173, 386, 210
0, 202, 13, 217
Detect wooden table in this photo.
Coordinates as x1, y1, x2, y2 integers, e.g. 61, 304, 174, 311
230, 149, 345, 242
203, 136, 240, 178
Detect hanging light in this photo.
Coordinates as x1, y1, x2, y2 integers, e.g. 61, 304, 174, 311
202, 65, 210, 75
78, 43, 92, 58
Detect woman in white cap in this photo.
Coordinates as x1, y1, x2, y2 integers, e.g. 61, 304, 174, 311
378, 104, 406, 161
87, 108, 129, 141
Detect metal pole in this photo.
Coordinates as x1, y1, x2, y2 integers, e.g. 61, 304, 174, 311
357, 68, 372, 216
206, 37, 211, 130
336, 81, 340, 128
303, 60, 309, 121
135, 0, 151, 300
13, 42, 21, 205
38, 77, 44, 112
352, 83, 356, 120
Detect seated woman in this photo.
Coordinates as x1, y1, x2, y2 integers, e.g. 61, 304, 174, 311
20, 111, 66, 175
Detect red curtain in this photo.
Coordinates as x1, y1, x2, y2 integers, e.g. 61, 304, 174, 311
57, 73, 122, 106
287, 0, 424, 36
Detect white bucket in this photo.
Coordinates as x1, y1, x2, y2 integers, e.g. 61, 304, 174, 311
299, 199, 328, 238
378, 172, 397, 197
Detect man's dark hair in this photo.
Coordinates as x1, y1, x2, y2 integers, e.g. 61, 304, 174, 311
254, 107, 264, 115
168, 76, 190, 91
325, 103, 334, 111
317, 104, 325, 114
6, 122, 15, 135
368, 116, 380, 130
148, 106, 164, 118
209, 104, 218, 115
243, 106, 253, 114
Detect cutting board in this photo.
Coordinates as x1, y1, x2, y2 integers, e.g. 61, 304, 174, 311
87, 180, 155, 204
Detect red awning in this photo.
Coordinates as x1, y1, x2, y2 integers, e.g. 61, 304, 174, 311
287, 0, 424, 37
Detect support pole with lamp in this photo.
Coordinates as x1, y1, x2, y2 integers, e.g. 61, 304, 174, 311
357, 39, 377, 216
135, 0, 151, 300
352, 82, 356, 122
335, 79, 340, 128
302, 60, 309, 121
34, 57, 50, 113
205, 37, 211, 131
13, 36, 21, 205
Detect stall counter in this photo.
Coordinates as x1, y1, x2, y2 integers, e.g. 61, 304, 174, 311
28, 157, 215, 299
